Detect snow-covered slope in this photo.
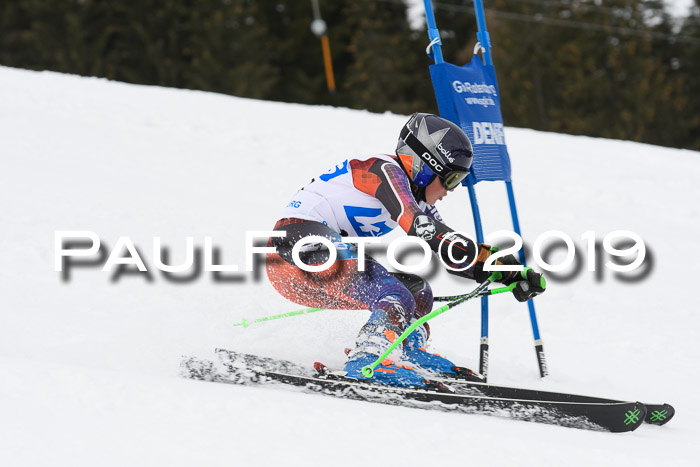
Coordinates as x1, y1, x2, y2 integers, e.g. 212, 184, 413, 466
1, 66, 698, 466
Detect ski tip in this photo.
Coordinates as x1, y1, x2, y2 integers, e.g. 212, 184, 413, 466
645, 403, 675, 426
611, 402, 646, 433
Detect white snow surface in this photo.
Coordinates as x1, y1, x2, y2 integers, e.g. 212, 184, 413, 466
1, 66, 699, 466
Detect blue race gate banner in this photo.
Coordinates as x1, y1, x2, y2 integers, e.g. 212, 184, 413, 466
430, 57, 511, 183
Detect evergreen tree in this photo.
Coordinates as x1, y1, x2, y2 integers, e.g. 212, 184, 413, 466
488, 0, 686, 146
433, 0, 479, 66
341, 0, 434, 115
0, 1, 35, 68
0, 0, 696, 149
487, 0, 553, 130
677, 0, 700, 149
185, 1, 280, 99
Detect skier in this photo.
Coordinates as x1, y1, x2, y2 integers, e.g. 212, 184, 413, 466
266, 113, 546, 387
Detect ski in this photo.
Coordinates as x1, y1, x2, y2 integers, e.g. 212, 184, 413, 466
181, 350, 646, 433
433, 377, 674, 426
373, 347, 673, 427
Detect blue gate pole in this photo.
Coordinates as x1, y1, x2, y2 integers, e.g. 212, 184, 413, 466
506, 182, 549, 377
423, 0, 444, 64
473, 0, 493, 66
475, 0, 548, 378
471, 0, 493, 380
466, 181, 490, 379
423, 0, 491, 380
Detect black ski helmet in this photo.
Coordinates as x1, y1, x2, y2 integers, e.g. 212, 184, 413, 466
396, 113, 473, 189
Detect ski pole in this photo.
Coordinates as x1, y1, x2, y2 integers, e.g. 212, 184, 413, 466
234, 277, 517, 328
234, 291, 490, 328
233, 307, 323, 328
234, 296, 468, 328
434, 293, 480, 302
362, 272, 518, 378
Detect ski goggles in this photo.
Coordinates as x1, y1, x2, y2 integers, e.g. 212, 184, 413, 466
412, 158, 468, 189
441, 170, 469, 190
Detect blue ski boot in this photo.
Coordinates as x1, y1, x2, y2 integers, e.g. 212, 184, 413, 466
344, 310, 427, 388
403, 320, 485, 382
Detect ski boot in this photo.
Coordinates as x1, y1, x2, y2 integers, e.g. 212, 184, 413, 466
403, 320, 485, 383
343, 310, 427, 388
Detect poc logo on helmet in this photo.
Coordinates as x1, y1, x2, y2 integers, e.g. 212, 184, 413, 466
422, 152, 444, 172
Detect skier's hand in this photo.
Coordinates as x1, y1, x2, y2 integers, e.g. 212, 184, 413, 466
472, 247, 546, 301
504, 266, 547, 302
475, 250, 546, 302
472, 247, 522, 283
